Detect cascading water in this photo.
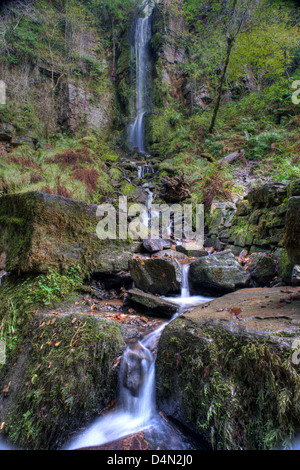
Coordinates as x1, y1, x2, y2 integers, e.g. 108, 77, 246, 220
128, 3, 153, 153
65, 315, 191, 450
64, 0, 213, 452
165, 263, 214, 310
65, 263, 212, 450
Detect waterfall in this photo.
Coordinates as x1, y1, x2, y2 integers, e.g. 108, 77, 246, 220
137, 164, 155, 179
65, 318, 185, 450
165, 263, 215, 310
128, 3, 153, 153
181, 263, 190, 298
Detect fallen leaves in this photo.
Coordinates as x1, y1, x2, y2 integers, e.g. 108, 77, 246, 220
229, 307, 243, 320
112, 356, 122, 369
2, 381, 11, 396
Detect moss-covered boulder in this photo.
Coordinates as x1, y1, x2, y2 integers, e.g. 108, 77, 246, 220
189, 250, 251, 295
0, 313, 125, 450
247, 183, 288, 207
156, 287, 300, 450
0, 191, 135, 275
284, 196, 300, 266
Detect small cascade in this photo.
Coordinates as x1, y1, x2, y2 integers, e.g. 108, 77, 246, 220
181, 263, 190, 298
137, 163, 155, 179
65, 315, 189, 450
165, 263, 214, 310
65, 265, 213, 450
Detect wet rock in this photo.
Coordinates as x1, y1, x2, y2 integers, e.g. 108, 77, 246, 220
122, 343, 152, 397
176, 244, 208, 258
189, 250, 251, 295
156, 287, 300, 450
127, 288, 178, 317
129, 257, 182, 296
80, 431, 150, 450
246, 252, 277, 286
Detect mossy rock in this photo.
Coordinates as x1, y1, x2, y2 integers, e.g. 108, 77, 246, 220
284, 196, 300, 265
287, 179, 300, 198
246, 252, 277, 286
0, 192, 135, 275
189, 250, 250, 295
156, 287, 300, 450
274, 248, 295, 284
248, 183, 288, 208
0, 313, 125, 450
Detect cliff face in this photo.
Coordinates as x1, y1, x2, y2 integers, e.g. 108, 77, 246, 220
0, 1, 119, 145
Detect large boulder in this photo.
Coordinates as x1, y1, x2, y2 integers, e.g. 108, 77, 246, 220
0, 192, 136, 275
156, 287, 300, 450
246, 252, 277, 286
189, 250, 250, 295
129, 257, 182, 296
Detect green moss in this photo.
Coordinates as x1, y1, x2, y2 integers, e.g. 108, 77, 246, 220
156, 318, 300, 450
0, 268, 83, 364
2, 314, 124, 450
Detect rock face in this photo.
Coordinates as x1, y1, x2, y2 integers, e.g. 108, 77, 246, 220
284, 196, 300, 265
129, 257, 182, 296
206, 180, 300, 285
207, 182, 291, 255
126, 288, 178, 317
156, 287, 300, 450
0, 192, 135, 275
59, 80, 113, 133
189, 250, 251, 295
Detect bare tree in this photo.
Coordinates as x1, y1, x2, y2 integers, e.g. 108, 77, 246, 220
208, 0, 252, 134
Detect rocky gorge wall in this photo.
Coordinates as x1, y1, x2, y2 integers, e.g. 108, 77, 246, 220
206, 180, 300, 286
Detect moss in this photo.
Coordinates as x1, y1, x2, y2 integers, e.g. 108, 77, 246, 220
0, 191, 134, 276
0, 268, 84, 367
156, 317, 300, 450
1, 314, 124, 450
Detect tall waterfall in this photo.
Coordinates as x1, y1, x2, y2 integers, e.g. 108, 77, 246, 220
128, 3, 153, 153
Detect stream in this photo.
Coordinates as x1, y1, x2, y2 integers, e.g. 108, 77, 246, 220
65, 264, 213, 451
61, 2, 215, 450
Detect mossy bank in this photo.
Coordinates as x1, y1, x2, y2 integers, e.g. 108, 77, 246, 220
156, 287, 300, 450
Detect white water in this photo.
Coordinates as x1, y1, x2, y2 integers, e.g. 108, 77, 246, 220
65, 263, 212, 450
65, 319, 174, 450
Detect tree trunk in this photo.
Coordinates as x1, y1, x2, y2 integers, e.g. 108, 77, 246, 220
209, 34, 235, 134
